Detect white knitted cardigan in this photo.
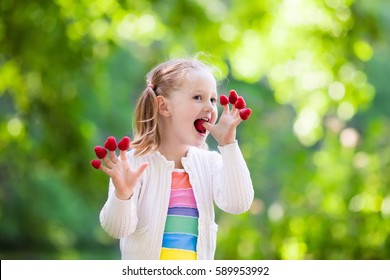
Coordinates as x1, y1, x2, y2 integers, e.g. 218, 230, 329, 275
99, 141, 254, 260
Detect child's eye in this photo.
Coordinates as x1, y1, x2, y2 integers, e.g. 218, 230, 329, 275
193, 95, 202, 101
210, 98, 217, 104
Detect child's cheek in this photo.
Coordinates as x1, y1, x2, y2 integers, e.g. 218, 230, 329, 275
212, 109, 218, 124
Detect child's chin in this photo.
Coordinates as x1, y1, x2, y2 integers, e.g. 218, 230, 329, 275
192, 137, 208, 148
194, 142, 208, 150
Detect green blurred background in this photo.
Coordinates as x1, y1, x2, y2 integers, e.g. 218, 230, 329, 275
1, 0, 390, 260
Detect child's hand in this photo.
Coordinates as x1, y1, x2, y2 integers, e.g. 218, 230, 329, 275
203, 90, 252, 146
91, 136, 149, 200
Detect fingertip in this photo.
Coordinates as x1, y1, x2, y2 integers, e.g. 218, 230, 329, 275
119, 149, 128, 161
109, 150, 119, 162
222, 104, 229, 113
136, 162, 149, 177
90, 159, 101, 169
202, 121, 213, 131
100, 165, 112, 177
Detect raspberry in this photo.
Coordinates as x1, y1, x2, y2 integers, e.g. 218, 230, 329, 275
235, 97, 246, 109
94, 146, 107, 159
229, 90, 238, 104
194, 119, 206, 134
104, 136, 117, 151
90, 159, 101, 169
219, 95, 229, 106
118, 136, 131, 151
239, 108, 252, 120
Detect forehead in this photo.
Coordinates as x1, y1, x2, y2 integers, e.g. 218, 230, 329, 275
182, 70, 217, 92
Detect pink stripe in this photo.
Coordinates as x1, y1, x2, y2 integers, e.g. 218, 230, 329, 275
169, 189, 197, 208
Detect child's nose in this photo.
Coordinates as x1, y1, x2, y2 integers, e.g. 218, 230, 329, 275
203, 100, 214, 111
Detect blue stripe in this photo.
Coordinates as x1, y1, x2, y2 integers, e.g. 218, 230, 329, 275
162, 233, 197, 251
167, 207, 199, 217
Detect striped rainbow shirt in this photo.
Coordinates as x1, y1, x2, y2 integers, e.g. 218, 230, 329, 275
160, 170, 199, 260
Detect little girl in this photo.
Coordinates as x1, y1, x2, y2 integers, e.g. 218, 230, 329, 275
92, 58, 254, 260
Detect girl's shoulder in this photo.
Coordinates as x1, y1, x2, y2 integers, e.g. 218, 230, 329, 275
127, 149, 178, 167
125, 149, 156, 163
126, 148, 138, 159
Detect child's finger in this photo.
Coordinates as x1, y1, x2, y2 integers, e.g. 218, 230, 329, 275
219, 95, 230, 114
119, 149, 128, 161
202, 121, 213, 132
231, 104, 238, 115
222, 103, 229, 114
103, 156, 115, 168
231, 106, 240, 119
134, 162, 149, 179
100, 164, 113, 177
104, 136, 118, 163
118, 136, 131, 161
233, 115, 243, 127
90, 159, 112, 177
108, 150, 119, 164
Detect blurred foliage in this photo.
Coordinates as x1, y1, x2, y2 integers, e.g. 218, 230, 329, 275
1, 0, 390, 260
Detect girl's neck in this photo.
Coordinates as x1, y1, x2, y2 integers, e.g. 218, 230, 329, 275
157, 142, 188, 169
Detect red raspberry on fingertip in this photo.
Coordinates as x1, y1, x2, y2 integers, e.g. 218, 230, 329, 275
104, 136, 117, 151
229, 90, 238, 104
91, 159, 101, 169
239, 108, 252, 120
235, 97, 246, 109
118, 136, 131, 151
219, 95, 229, 106
94, 146, 107, 159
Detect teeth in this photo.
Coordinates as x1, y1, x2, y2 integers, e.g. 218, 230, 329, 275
200, 117, 209, 122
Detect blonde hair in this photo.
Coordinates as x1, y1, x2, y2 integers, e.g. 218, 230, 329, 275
131, 58, 214, 156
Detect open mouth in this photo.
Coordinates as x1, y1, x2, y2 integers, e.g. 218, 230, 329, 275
194, 117, 209, 134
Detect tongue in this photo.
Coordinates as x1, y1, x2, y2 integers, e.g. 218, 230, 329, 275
194, 119, 206, 133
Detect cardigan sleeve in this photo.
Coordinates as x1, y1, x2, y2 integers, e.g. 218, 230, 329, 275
99, 179, 140, 239
212, 141, 254, 214
99, 151, 142, 239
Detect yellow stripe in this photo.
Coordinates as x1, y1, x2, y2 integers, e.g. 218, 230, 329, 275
160, 248, 197, 260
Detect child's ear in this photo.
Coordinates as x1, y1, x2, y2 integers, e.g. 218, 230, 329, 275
156, 96, 171, 117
